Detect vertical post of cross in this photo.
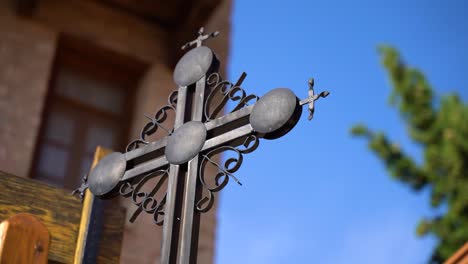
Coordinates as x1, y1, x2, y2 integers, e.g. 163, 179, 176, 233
162, 27, 220, 264
177, 75, 206, 264
177, 27, 220, 264
160, 86, 188, 263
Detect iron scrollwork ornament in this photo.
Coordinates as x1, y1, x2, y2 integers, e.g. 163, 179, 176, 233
126, 90, 178, 152
204, 72, 259, 121
119, 169, 169, 225
74, 27, 330, 230
196, 135, 260, 212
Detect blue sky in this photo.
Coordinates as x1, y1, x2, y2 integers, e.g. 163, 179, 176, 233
215, 1, 468, 263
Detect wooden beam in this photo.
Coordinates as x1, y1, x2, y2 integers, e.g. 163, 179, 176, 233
74, 147, 111, 263
0, 146, 126, 263
0, 171, 82, 263
74, 146, 125, 264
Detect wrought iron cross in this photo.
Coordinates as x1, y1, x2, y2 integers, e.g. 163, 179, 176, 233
74, 28, 329, 264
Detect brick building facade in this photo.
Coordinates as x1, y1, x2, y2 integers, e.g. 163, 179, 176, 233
0, 0, 231, 262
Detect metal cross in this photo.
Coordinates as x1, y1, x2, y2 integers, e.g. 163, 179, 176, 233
299, 78, 330, 120
74, 28, 329, 264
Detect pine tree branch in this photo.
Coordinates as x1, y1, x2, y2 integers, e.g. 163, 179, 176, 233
352, 46, 468, 263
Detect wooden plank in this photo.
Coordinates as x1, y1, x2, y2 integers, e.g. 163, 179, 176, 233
74, 146, 125, 264
74, 147, 109, 263
0, 146, 126, 263
445, 242, 468, 264
0, 213, 50, 264
0, 171, 82, 263
97, 201, 125, 263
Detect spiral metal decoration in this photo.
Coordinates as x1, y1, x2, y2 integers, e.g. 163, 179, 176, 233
196, 135, 260, 212
119, 168, 169, 225
126, 90, 178, 152
204, 72, 259, 121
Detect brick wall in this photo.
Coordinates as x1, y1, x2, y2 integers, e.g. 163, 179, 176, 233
0, 0, 231, 263
0, 8, 56, 177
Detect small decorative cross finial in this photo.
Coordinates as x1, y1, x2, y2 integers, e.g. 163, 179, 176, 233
181, 27, 220, 50
299, 78, 330, 120
72, 173, 88, 201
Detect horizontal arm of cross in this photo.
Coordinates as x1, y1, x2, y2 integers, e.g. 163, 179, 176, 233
120, 105, 255, 183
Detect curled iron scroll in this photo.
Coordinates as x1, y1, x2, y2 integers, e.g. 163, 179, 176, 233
204, 72, 259, 121
119, 168, 169, 225
196, 135, 260, 212
126, 90, 178, 152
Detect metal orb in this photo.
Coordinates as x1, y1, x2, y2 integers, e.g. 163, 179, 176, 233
250, 88, 302, 139
173, 46, 214, 87
165, 121, 207, 165
88, 152, 126, 197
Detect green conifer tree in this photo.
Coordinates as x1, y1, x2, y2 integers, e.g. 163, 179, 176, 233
351, 47, 468, 263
